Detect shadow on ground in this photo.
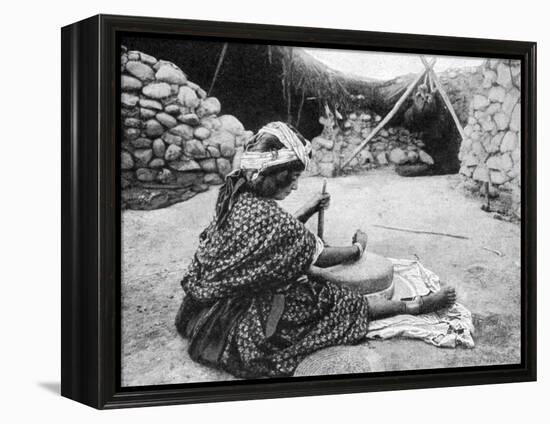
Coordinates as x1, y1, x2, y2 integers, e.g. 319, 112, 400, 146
37, 382, 60, 395
121, 169, 521, 386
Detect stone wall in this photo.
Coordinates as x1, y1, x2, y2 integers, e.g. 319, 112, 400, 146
457, 59, 521, 217
309, 110, 434, 177
120, 46, 252, 208
308, 66, 483, 178
437, 65, 484, 125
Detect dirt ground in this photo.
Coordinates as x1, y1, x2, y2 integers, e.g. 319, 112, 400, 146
121, 169, 521, 386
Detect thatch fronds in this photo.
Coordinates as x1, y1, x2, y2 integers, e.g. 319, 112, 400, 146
270, 46, 384, 114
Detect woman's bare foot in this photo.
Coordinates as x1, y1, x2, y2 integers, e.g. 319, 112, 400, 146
420, 287, 456, 313
404, 287, 457, 314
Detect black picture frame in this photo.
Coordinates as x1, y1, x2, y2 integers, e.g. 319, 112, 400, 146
61, 14, 537, 409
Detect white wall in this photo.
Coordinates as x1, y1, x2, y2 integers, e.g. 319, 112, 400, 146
1, 0, 546, 422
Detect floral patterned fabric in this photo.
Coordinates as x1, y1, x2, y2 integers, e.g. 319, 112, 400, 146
175, 191, 371, 378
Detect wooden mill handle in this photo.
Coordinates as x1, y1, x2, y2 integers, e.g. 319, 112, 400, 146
317, 179, 327, 239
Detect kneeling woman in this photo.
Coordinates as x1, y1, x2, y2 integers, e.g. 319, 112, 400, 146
175, 122, 455, 378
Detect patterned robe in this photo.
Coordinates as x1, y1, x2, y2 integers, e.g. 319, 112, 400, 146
175, 191, 370, 378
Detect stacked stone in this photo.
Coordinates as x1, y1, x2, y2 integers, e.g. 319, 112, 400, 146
457, 59, 521, 216
309, 110, 433, 177
437, 66, 484, 125
120, 46, 253, 191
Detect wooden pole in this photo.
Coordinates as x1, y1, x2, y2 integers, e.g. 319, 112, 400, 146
372, 224, 469, 240
296, 87, 306, 128
419, 56, 466, 141
287, 49, 294, 124
340, 59, 436, 170
428, 70, 436, 92
317, 179, 327, 239
208, 43, 228, 96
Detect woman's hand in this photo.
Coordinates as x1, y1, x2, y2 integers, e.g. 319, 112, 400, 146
352, 229, 368, 249
294, 191, 330, 223
305, 191, 331, 215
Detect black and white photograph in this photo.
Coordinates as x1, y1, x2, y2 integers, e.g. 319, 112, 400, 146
120, 36, 523, 386
2, 0, 546, 420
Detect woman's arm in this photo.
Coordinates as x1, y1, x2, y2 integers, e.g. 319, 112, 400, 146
313, 229, 368, 267
294, 204, 315, 223
314, 245, 360, 267
294, 192, 331, 223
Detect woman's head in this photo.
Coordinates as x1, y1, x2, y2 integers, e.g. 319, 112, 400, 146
215, 122, 311, 227
244, 132, 306, 200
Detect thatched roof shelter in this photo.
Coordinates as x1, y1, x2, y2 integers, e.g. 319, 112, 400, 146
271, 46, 379, 106
121, 35, 475, 146
122, 36, 391, 138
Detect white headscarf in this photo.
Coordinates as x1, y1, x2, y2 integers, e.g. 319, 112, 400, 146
239, 122, 311, 180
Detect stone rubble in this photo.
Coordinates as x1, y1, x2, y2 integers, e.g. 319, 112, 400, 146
308, 110, 434, 178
